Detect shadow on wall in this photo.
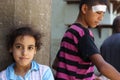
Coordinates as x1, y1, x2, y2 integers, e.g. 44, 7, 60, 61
0, 0, 51, 71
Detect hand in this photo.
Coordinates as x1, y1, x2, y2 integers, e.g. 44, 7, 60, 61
94, 76, 102, 80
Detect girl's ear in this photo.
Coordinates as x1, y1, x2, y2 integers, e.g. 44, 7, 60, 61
81, 4, 88, 14
9, 48, 12, 53
34, 47, 37, 54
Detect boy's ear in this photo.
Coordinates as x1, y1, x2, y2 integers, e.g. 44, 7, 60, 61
81, 4, 88, 14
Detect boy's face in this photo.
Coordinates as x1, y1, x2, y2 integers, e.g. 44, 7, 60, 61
82, 4, 107, 28
10, 35, 36, 67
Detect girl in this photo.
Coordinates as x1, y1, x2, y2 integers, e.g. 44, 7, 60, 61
0, 26, 54, 80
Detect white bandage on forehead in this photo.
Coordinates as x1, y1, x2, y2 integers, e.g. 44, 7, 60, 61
92, 5, 107, 12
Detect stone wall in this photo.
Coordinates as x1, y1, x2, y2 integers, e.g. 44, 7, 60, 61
0, 0, 51, 71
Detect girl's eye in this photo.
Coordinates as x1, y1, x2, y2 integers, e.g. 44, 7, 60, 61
15, 45, 22, 49
28, 46, 34, 50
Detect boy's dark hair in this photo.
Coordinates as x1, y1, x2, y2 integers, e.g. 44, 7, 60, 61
79, 0, 110, 11
6, 26, 42, 51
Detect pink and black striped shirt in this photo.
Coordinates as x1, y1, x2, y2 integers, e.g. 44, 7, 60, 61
55, 23, 99, 80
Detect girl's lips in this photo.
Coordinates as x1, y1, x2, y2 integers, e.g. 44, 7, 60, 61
19, 57, 29, 60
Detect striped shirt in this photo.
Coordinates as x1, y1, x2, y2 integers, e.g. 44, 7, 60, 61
0, 61, 54, 80
55, 23, 99, 80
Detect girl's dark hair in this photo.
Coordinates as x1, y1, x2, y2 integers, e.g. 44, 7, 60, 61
6, 26, 42, 51
79, 0, 110, 11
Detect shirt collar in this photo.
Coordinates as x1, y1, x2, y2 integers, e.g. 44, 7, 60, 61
6, 60, 39, 80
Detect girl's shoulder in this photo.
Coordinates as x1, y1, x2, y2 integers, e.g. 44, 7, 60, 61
37, 63, 51, 71
32, 62, 53, 78
0, 69, 7, 80
32, 61, 51, 73
0, 69, 6, 76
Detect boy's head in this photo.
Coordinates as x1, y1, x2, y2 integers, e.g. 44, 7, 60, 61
77, 0, 109, 28
112, 16, 120, 33
6, 26, 42, 51
79, 0, 109, 12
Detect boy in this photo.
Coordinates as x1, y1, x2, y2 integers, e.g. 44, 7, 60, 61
53, 0, 120, 80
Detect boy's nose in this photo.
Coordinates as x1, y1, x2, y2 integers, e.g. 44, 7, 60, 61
99, 17, 103, 21
99, 13, 104, 21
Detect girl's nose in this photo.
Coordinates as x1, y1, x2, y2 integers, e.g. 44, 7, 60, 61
22, 49, 27, 55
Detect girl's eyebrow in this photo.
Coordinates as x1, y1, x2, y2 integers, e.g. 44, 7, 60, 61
14, 43, 22, 45
28, 45, 35, 47
14, 43, 35, 46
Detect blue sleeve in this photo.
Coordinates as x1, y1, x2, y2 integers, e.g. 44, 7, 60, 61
42, 67, 54, 80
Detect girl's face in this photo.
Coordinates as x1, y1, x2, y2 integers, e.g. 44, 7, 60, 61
10, 35, 36, 67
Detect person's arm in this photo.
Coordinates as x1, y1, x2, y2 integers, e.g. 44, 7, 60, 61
90, 54, 120, 80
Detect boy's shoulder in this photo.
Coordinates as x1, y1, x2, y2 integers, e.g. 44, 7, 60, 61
68, 23, 89, 37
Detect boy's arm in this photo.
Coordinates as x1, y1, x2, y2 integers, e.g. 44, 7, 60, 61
90, 54, 120, 80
